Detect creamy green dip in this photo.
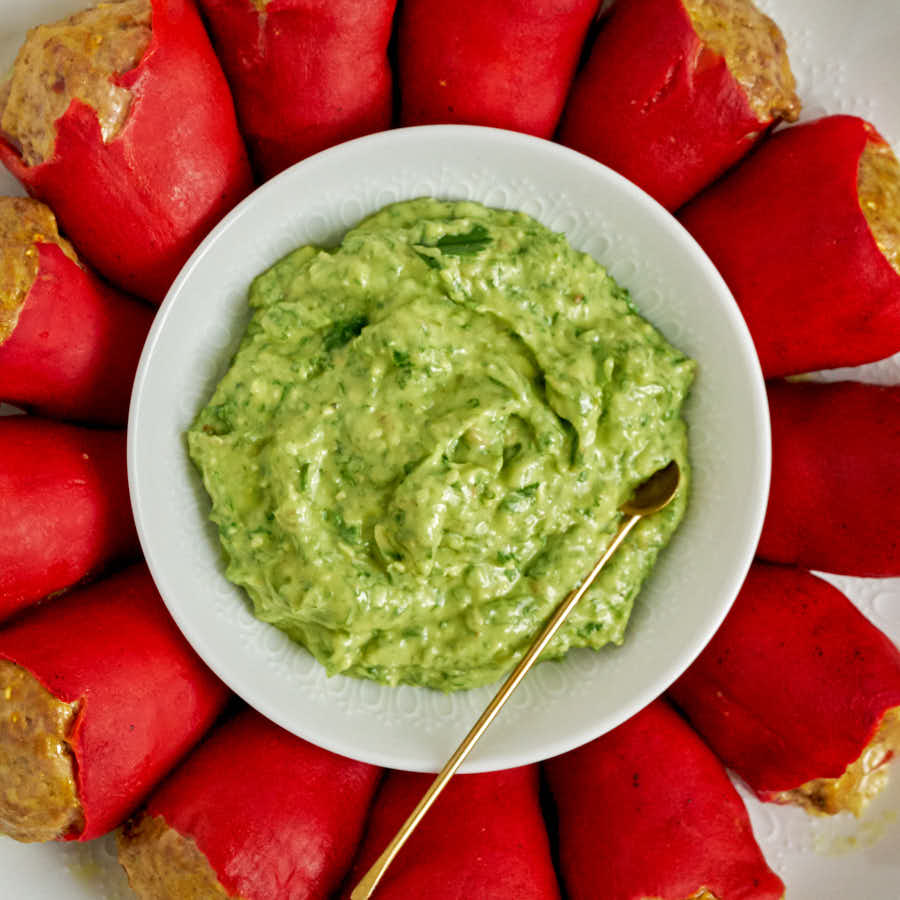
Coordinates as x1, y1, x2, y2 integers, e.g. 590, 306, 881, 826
188, 199, 695, 691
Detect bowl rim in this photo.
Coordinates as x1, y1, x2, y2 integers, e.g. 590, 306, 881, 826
128, 124, 770, 772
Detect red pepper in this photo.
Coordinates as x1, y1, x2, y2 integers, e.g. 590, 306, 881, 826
340, 767, 560, 899
397, 0, 600, 139
0, 0, 253, 304
0, 242, 152, 425
669, 563, 900, 801
197, 0, 397, 180
0, 417, 138, 622
557, 0, 783, 211
544, 699, 784, 900
758, 380, 900, 576
140, 707, 380, 899
678, 116, 900, 376
0, 564, 229, 840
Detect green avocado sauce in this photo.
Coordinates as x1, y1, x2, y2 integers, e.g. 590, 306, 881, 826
188, 199, 695, 691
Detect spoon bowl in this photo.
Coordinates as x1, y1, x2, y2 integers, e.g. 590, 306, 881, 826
622, 460, 682, 516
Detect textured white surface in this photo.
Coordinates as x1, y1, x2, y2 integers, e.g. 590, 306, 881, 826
0, 0, 899, 897
129, 128, 769, 773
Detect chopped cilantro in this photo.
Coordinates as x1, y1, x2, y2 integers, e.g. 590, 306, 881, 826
415, 250, 442, 269
322, 315, 368, 351
499, 482, 540, 512
324, 508, 362, 545
434, 224, 492, 256
392, 349, 412, 369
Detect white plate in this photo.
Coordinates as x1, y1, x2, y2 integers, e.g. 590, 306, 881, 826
1, 1, 899, 898
129, 125, 768, 772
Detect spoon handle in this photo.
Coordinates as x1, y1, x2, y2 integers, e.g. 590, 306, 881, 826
350, 513, 642, 900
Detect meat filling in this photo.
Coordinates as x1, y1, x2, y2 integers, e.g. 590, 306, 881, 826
684, 0, 800, 124
776, 707, 900, 816
0, 0, 152, 167
858, 137, 900, 277
0, 659, 83, 842
118, 813, 240, 900
0, 196, 79, 344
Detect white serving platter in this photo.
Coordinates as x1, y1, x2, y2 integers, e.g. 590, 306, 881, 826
1, 0, 900, 897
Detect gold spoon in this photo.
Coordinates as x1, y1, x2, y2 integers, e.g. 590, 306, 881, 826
351, 460, 681, 900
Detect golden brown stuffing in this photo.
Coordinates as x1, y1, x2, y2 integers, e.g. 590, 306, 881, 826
0, 659, 83, 842
0, 0, 152, 166
684, 0, 801, 124
0, 196, 79, 344
776, 707, 900, 816
118, 813, 241, 900
858, 136, 900, 277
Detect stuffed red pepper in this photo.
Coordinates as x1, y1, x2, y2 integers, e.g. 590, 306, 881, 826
0, 197, 152, 424
679, 115, 900, 376
544, 698, 785, 900
0, 416, 138, 622
340, 767, 560, 899
0, 0, 253, 304
669, 563, 900, 815
197, 0, 397, 180
558, 0, 800, 210
0, 564, 229, 842
118, 707, 381, 899
758, 380, 900, 577
397, 0, 600, 139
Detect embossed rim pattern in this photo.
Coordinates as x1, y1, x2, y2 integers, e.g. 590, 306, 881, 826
128, 125, 770, 773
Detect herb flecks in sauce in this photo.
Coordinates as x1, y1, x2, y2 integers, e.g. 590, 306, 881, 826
188, 199, 695, 691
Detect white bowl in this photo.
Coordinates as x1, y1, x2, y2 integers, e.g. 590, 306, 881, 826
129, 125, 769, 773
